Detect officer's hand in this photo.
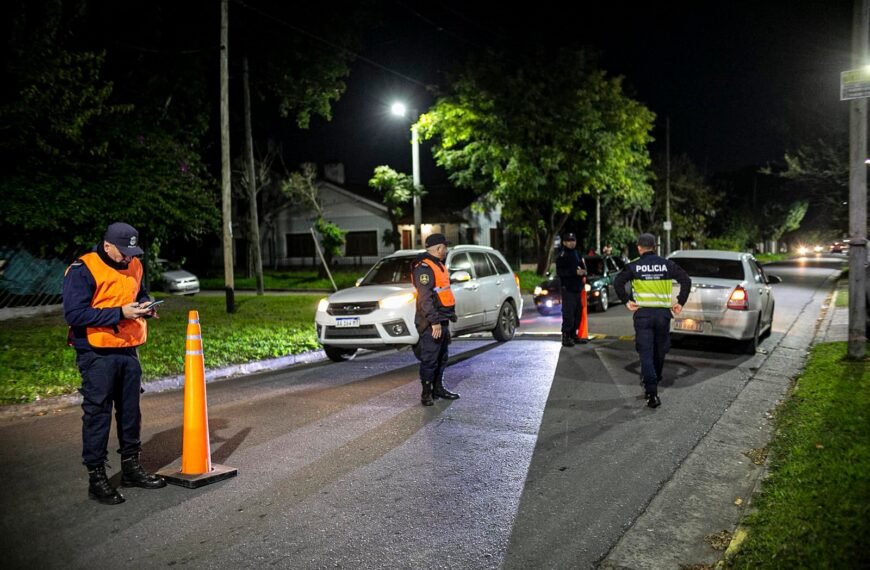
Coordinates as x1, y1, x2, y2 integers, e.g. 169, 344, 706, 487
672, 303, 683, 315
576, 267, 586, 276
626, 300, 639, 312
431, 323, 442, 339
122, 302, 151, 319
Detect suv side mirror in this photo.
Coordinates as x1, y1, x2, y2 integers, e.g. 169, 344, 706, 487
450, 270, 471, 283
766, 275, 783, 284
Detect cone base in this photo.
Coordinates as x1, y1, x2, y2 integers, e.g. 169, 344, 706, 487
157, 464, 238, 489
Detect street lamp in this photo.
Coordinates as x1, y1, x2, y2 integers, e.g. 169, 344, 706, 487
391, 102, 422, 248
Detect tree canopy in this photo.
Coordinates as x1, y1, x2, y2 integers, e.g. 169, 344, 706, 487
417, 48, 655, 272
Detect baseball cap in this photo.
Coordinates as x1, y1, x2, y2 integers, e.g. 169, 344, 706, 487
104, 222, 144, 256
424, 233, 449, 248
563, 233, 577, 242
637, 233, 656, 248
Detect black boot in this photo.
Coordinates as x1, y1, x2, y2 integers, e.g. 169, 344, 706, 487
87, 464, 125, 505
646, 393, 661, 408
433, 378, 460, 400
121, 455, 167, 489
561, 334, 575, 347
421, 381, 435, 406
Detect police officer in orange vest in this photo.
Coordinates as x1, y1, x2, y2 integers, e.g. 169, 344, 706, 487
62, 222, 167, 505
412, 233, 459, 406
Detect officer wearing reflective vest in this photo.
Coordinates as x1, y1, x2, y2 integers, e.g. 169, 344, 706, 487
62, 222, 167, 505
412, 233, 459, 406
613, 233, 691, 408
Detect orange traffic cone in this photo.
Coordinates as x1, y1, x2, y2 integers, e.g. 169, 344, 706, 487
158, 310, 238, 488
577, 285, 589, 341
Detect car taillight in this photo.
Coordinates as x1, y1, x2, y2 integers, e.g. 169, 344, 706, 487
514, 273, 521, 289
727, 286, 748, 310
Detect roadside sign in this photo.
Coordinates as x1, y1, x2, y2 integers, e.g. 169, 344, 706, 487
841, 67, 870, 100
663, 221, 672, 231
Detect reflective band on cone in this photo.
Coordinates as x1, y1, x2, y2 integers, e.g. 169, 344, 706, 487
157, 310, 237, 488
578, 287, 589, 340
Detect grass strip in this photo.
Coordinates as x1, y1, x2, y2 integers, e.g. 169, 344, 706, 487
0, 294, 320, 405
199, 269, 363, 291
728, 342, 870, 568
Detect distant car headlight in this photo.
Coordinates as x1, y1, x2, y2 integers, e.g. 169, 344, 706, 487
798, 246, 809, 255
534, 286, 547, 296
380, 292, 416, 309
813, 245, 823, 253
317, 298, 329, 312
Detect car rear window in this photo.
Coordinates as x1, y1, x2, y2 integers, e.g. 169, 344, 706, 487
360, 256, 416, 285
674, 258, 745, 280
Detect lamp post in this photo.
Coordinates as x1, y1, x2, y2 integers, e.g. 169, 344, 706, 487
392, 102, 422, 248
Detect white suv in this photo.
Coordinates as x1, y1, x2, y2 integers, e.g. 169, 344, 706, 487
315, 245, 523, 361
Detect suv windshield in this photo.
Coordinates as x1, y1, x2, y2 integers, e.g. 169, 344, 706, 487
675, 258, 745, 280
360, 256, 416, 285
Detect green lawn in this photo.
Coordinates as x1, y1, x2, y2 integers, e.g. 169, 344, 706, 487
0, 294, 321, 405
199, 268, 364, 291
728, 342, 870, 568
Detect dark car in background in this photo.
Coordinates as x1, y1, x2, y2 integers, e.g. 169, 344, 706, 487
533, 255, 625, 315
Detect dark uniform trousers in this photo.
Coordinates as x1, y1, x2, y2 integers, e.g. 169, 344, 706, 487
76, 347, 143, 466
417, 322, 451, 384
561, 287, 581, 338
634, 308, 672, 396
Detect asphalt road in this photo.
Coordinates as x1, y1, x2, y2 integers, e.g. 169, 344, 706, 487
0, 256, 844, 569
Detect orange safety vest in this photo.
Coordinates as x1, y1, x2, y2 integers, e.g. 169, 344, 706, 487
418, 258, 456, 308
72, 252, 148, 348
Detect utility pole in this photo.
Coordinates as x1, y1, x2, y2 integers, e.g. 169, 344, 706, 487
595, 191, 601, 254
242, 56, 264, 295
848, 0, 869, 358
220, 0, 235, 313
665, 117, 672, 256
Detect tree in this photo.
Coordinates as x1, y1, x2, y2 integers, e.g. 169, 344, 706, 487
418, 49, 655, 273
368, 165, 420, 249
633, 153, 722, 248
0, 0, 219, 256
281, 163, 345, 276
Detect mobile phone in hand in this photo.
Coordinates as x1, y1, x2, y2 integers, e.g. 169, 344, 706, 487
141, 300, 164, 310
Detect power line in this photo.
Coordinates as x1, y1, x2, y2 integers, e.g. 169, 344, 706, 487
230, 0, 430, 89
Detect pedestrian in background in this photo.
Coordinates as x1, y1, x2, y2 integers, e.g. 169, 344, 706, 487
556, 233, 587, 347
412, 233, 460, 406
613, 233, 691, 408
62, 222, 167, 505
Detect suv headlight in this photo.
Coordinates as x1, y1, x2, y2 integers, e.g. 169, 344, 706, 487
380, 292, 416, 309
317, 298, 329, 312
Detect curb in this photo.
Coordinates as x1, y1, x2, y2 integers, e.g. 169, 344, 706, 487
711, 278, 845, 565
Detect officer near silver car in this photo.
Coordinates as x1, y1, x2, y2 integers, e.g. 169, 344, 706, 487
412, 233, 460, 406
555, 233, 587, 346
613, 233, 691, 408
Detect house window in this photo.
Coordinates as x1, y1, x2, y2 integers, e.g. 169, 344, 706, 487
286, 233, 315, 257
345, 231, 378, 256
490, 228, 503, 250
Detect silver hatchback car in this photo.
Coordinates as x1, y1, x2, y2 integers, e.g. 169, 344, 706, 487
315, 245, 523, 361
667, 250, 781, 353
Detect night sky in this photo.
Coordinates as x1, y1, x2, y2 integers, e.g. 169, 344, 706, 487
275, 1, 854, 190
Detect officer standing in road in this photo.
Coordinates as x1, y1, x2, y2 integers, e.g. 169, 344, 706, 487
613, 233, 692, 408
555, 233, 587, 347
62, 222, 167, 505
412, 233, 460, 406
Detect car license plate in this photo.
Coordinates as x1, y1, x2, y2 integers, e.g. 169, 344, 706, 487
336, 318, 360, 328
674, 319, 703, 332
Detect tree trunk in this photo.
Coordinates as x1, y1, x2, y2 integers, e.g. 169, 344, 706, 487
243, 55, 264, 295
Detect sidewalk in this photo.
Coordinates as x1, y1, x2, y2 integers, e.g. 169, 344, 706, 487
600, 273, 844, 569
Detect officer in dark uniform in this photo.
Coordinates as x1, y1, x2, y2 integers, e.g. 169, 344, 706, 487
412, 233, 459, 406
62, 222, 167, 505
555, 233, 587, 346
613, 233, 691, 408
